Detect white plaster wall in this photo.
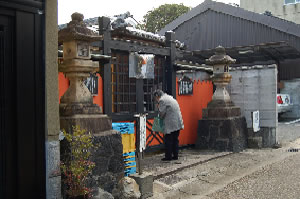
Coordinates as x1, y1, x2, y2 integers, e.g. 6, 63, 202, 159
240, 0, 300, 24
227, 65, 278, 128
176, 70, 211, 82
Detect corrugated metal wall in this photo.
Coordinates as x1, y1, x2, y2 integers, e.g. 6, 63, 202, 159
174, 10, 300, 52
280, 58, 300, 80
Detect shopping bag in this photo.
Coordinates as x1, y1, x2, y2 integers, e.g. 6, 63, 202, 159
152, 117, 164, 133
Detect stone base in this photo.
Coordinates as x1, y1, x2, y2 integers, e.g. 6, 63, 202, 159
196, 117, 247, 152
203, 106, 241, 118
60, 113, 112, 134
130, 172, 153, 199
60, 111, 123, 196
92, 130, 124, 194
248, 136, 263, 149
46, 141, 61, 199
60, 103, 102, 116
203, 100, 241, 118
247, 127, 277, 148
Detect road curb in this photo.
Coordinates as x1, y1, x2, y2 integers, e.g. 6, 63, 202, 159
154, 152, 234, 180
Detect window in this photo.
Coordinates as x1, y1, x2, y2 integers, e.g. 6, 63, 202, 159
111, 51, 165, 114
111, 51, 137, 113
284, 0, 300, 5
143, 56, 164, 112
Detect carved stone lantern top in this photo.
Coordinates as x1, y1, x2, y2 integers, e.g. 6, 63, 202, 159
58, 12, 102, 44
206, 46, 236, 66
58, 12, 101, 108
205, 46, 236, 103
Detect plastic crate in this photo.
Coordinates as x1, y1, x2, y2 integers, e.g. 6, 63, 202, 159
125, 166, 136, 176
112, 123, 134, 134
121, 134, 135, 154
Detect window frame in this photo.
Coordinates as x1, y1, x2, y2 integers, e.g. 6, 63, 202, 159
284, 0, 300, 5
110, 51, 166, 122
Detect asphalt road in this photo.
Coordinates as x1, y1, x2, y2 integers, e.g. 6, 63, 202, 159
207, 153, 300, 199
278, 120, 300, 145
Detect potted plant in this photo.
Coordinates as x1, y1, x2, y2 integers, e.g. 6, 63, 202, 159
61, 125, 98, 199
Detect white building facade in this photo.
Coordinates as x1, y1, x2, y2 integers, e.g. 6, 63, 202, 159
240, 0, 300, 24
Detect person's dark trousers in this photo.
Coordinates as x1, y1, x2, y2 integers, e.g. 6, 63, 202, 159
164, 130, 180, 159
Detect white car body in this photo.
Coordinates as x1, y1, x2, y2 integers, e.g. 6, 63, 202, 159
277, 94, 293, 114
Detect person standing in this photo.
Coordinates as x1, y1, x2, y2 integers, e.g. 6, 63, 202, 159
153, 90, 184, 161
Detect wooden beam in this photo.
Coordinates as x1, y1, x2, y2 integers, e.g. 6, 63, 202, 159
165, 31, 176, 98
99, 16, 112, 116
110, 39, 170, 56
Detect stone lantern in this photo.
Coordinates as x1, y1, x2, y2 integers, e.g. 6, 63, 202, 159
203, 46, 241, 118
58, 13, 124, 197
206, 46, 235, 103
196, 46, 247, 152
58, 12, 102, 113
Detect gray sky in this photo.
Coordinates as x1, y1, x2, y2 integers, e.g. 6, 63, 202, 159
58, 0, 240, 25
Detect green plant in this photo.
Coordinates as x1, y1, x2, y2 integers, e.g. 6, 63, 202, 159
61, 125, 98, 198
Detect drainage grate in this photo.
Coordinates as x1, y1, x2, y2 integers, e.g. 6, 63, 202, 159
287, 148, 299, 152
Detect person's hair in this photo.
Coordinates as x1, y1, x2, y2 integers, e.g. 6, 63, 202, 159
153, 89, 164, 98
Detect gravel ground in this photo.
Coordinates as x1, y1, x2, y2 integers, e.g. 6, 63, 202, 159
151, 147, 293, 199
151, 138, 300, 199
207, 153, 300, 199
149, 122, 300, 199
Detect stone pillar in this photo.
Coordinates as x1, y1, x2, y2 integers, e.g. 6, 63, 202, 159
45, 0, 61, 198
196, 46, 247, 152
58, 13, 124, 197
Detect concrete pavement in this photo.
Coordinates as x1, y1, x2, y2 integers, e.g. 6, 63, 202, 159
145, 139, 300, 199
134, 119, 300, 199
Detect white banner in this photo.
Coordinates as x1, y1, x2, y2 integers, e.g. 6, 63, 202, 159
139, 115, 147, 152
129, 53, 155, 79
252, 111, 260, 132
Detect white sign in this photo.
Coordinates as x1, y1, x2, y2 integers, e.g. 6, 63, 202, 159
139, 115, 147, 152
129, 53, 155, 79
252, 111, 260, 132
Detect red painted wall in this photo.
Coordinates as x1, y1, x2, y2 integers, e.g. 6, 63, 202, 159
176, 78, 213, 146
58, 72, 69, 103
58, 72, 103, 108
58, 73, 213, 146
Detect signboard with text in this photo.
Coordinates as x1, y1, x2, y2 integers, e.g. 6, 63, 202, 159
178, 76, 193, 95
84, 73, 98, 96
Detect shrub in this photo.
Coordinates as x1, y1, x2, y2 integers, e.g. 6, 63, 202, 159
61, 125, 98, 198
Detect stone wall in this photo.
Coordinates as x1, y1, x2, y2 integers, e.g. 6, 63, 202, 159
92, 131, 124, 195
46, 141, 61, 199
197, 117, 248, 152
247, 127, 277, 148
60, 124, 124, 197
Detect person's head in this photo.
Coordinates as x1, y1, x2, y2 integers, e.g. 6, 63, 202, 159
153, 89, 164, 102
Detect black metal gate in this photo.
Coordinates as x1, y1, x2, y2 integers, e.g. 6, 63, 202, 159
0, 1, 45, 198
98, 17, 177, 151
109, 50, 166, 149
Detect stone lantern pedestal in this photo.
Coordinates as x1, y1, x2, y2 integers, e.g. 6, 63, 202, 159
58, 13, 124, 197
196, 46, 247, 152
